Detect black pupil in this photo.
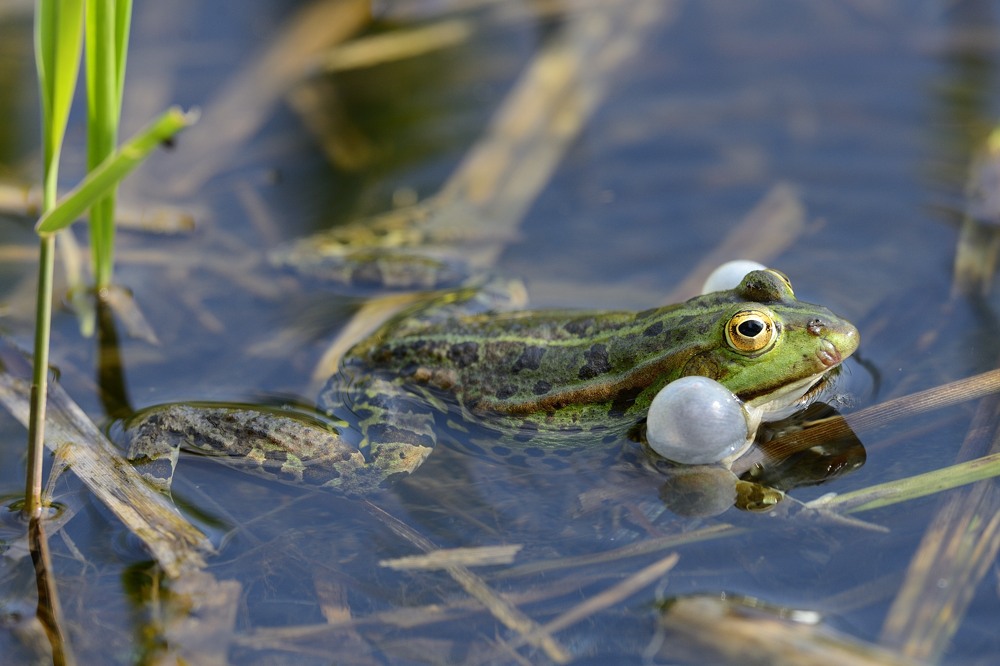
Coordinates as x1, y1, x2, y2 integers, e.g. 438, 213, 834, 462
737, 319, 765, 337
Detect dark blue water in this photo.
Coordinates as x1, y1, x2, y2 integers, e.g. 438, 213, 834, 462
1, 1, 999, 663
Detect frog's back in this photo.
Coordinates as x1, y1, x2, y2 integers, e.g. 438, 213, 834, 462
343, 303, 711, 424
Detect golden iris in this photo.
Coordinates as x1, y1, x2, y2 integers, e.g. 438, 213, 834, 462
725, 310, 777, 354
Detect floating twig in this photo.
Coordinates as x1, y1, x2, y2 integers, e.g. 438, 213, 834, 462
380, 544, 524, 570
362, 499, 572, 663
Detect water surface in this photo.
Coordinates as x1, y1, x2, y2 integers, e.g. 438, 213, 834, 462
1, 1, 999, 663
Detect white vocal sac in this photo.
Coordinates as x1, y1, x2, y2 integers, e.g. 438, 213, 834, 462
645, 375, 751, 465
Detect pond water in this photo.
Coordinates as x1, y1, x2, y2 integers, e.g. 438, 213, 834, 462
2, 1, 1000, 664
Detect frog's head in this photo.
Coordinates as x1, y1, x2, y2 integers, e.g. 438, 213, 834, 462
679, 269, 859, 423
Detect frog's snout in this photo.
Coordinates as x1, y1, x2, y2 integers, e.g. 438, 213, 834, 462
808, 316, 860, 368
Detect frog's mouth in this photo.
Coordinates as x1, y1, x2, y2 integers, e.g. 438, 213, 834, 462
749, 370, 835, 423
793, 371, 834, 407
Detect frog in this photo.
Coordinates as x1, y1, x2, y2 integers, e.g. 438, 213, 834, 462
123, 267, 859, 497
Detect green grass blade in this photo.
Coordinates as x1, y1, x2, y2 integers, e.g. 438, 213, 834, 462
37, 107, 197, 235
85, 0, 118, 164
114, 0, 132, 104
27, 0, 84, 518
35, 0, 84, 208
85, 0, 123, 286
812, 452, 1000, 515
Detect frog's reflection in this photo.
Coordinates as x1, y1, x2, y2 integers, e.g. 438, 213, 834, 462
653, 403, 865, 517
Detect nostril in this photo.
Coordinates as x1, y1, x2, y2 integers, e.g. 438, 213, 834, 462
807, 318, 825, 336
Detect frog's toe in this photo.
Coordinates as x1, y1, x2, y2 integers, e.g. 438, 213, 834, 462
120, 410, 182, 495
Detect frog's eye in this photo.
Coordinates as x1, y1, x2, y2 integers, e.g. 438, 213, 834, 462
726, 310, 777, 354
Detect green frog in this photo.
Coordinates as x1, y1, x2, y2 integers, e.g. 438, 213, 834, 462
124, 268, 859, 496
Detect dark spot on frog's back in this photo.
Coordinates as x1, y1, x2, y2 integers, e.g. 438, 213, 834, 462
447, 341, 479, 368
579, 344, 611, 380
512, 345, 545, 372
643, 321, 663, 337
398, 339, 430, 359
564, 317, 595, 336
532, 380, 552, 395
370, 339, 426, 365
496, 385, 517, 400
